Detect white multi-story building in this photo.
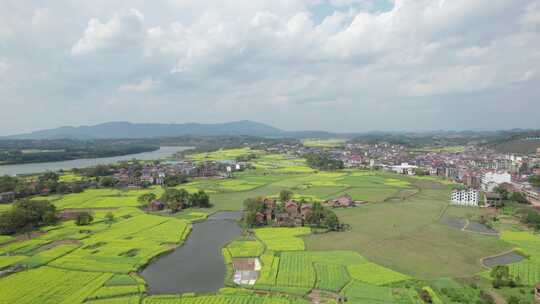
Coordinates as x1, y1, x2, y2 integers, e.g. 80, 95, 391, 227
391, 163, 417, 175
450, 189, 479, 206
481, 172, 511, 191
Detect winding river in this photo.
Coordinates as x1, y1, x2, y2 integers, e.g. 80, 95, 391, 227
0, 146, 191, 176
141, 211, 243, 294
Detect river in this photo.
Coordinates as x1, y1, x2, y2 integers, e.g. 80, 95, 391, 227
0, 146, 191, 176
141, 211, 243, 294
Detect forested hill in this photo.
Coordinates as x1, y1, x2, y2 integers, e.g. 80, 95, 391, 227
5, 121, 285, 140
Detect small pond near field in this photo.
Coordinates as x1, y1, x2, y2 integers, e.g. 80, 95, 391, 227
141, 211, 243, 294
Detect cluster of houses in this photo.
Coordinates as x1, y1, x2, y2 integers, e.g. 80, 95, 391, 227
253, 195, 358, 226
0, 191, 15, 203
111, 160, 248, 188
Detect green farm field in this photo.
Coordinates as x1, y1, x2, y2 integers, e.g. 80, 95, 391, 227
1, 148, 538, 303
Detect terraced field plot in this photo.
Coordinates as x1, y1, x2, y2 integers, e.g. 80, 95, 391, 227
144, 294, 310, 304
0, 266, 113, 304
255, 227, 311, 251
36, 187, 164, 209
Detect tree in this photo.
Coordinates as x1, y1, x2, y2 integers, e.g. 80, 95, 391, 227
138, 193, 157, 207
530, 175, 540, 188
56, 183, 70, 194
0, 200, 58, 235
163, 175, 188, 187
279, 190, 293, 202
75, 212, 94, 226
189, 190, 210, 208
104, 212, 115, 226
322, 209, 340, 230
494, 187, 509, 200
72, 184, 84, 193
510, 192, 528, 204
490, 265, 514, 288
306, 202, 324, 226
160, 188, 189, 213
99, 176, 117, 187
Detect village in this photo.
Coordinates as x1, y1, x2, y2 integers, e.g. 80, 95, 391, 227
264, 140, 540, 209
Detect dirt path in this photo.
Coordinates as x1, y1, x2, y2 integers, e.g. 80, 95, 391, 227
487, 290, 506, 304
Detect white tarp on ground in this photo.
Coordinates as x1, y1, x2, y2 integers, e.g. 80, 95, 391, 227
232, 258, 261, 285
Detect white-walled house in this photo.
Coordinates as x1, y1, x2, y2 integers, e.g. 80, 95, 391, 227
391, 163, 418, 175
450, 189, 479, 206
481, 172, 511, 191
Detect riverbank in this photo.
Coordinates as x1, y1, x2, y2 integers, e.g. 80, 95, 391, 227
0, 146, 191, 175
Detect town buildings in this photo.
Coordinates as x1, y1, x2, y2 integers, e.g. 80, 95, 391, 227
481, 172, 512, 192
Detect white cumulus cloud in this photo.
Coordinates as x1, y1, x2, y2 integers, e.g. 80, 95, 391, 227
118, 78, 160, 93
71, 9, 144, 56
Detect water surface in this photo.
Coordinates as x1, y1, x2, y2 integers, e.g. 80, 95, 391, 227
0, 146, 191, 176
141, 211, 243, 294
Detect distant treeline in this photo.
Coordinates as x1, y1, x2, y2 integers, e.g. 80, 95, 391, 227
0, 139, 160, 165
161, 136, 299, 157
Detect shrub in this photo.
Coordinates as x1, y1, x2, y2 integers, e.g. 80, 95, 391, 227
75, 212, 94, 226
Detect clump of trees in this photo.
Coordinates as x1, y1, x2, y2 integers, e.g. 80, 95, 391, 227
279, 190, 293, 202
520, 209, 540, 230
0, 171, 87, 201
530, 175, 540, 188
138, 193, 157, 207
157, 188, 211, 213
75, 212, 94, 226
163, 175, 189, 187
304, 153, 344, 171
304, 202, 340, 231
490, 265, 519, 289
0, 200, 58, 235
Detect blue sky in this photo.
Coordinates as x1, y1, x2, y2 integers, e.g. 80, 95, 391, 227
0, 0, 539, 135
311, 0, 394, 23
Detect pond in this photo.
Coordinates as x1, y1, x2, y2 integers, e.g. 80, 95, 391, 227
140, 211, 243, 294
0, 146, 191, 176
483, 251, 525, 268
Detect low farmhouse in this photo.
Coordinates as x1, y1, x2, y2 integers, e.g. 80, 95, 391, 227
0, 191, 15, 203
254, 199, 313, 227
149, 200, 165, 211
324, 194, 360, 208
484, 192, 502, 207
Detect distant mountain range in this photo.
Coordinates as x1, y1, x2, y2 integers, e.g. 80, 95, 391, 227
4, 121, 337, 140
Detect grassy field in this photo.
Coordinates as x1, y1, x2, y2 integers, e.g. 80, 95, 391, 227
304, 179, 512, 279
302, 138, 346, 148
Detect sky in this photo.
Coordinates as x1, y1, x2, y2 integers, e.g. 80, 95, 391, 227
1, 0, 539, 135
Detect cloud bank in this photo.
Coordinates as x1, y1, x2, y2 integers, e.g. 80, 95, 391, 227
0, 0, 539, 135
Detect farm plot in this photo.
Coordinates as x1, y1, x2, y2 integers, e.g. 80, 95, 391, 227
255, 227, 311, 251
256, 254, 280, 286
50, 215, 189, 273
86, 295, 142, 304
47, 187, 164, 209
276, 252, 316, 288
144, 294, 310, 304
226, 239, 265, 257
186, 148, 260, 162
0, 266, 113, 304
314, 263, 350, 292
347, 262, 411, 285
305, 180, 512, 279
0, 255, 27, 269
20, 243, 79, 268
341, 281, 396, 304
499, 231, 540, 285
